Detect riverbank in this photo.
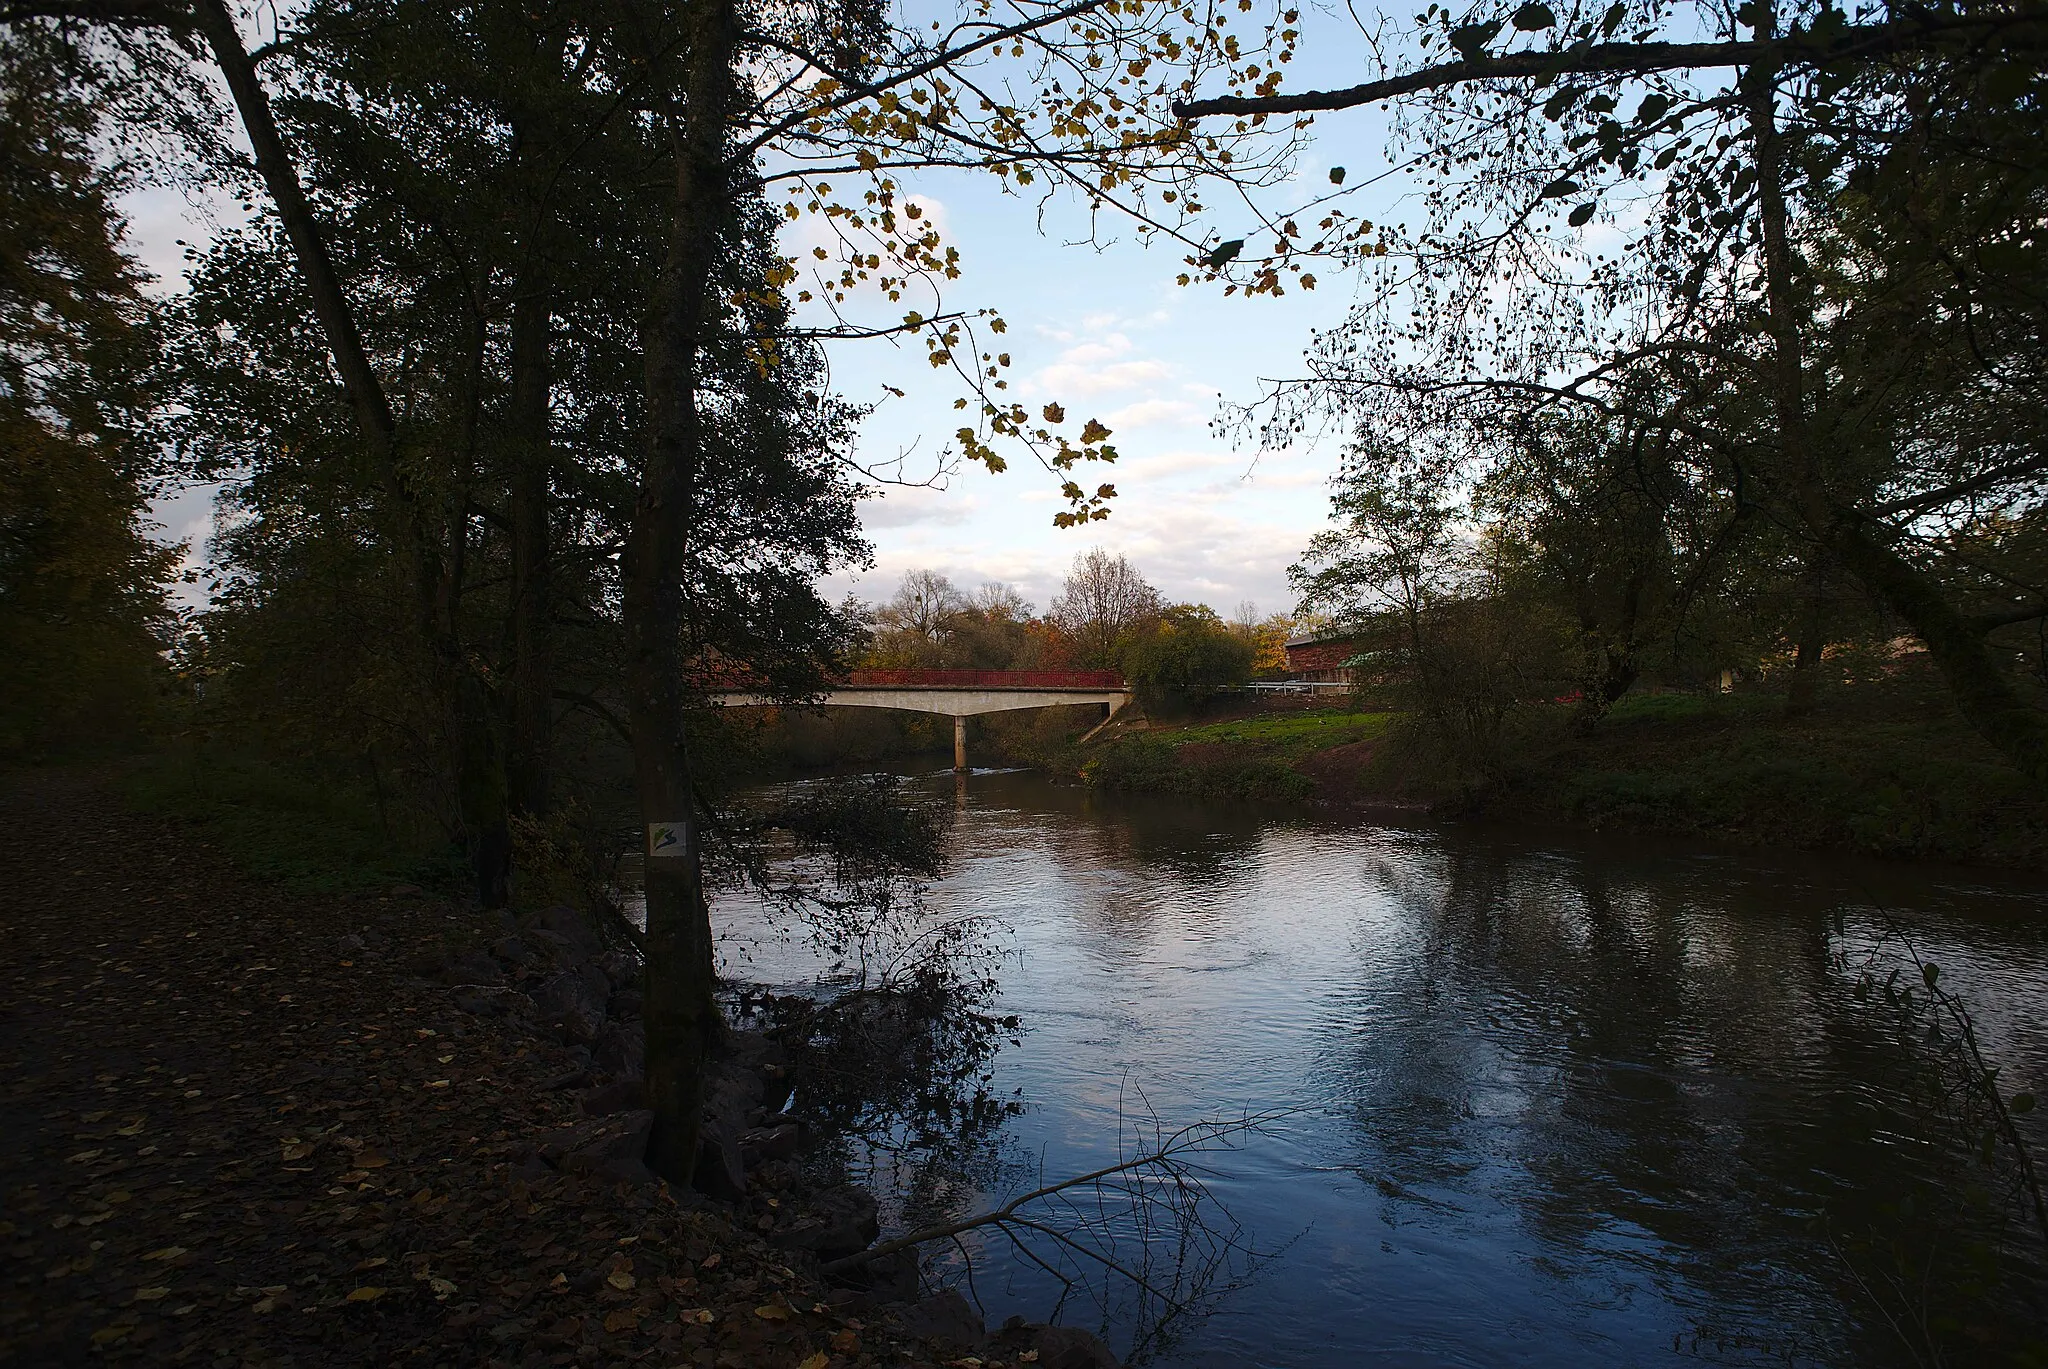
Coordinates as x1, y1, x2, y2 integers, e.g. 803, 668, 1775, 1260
0, 768, 1105, 1367
1075, 683, 2048, 869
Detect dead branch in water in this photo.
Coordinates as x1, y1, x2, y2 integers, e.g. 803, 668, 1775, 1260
823, 1104, 1291, 1356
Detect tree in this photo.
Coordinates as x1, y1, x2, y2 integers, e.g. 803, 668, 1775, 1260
20, 0, 1303, 1183
878, 570, 967, 645
1122, 603, 1253, 713
0, 24, 177, 755
972, 581, 1031, 622
1051, 548, 1162, 669
1291, 457, 1560, 782
1228, 601, 1293, 675
1178, 0, 2048, 781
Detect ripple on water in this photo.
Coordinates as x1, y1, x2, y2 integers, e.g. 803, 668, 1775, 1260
709, 769, 2048, 1368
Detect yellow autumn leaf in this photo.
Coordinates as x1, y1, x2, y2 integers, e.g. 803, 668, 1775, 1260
115, 1119, 146, 1137
355, 1152, 389, 1168
606, 1269, 636, 1291
798, 1354, 830, 1369
753, 1303, 792, 1320
281, 1143, 314, 1161
141, 1246, 187, 1262
345, 1286, 387, 1302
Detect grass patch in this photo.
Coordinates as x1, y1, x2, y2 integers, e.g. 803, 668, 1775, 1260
123, 746, 466, 895
1518, 709, 2048, 866
1158, 709, 1395, 757
1440, 679, 2048, 867
1076, 709, 1392, 805
1082, 735, 1314, 803
1073, 683, 2048, 866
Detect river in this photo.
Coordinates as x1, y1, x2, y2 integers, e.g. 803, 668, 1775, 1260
704, 767, 2048, 1367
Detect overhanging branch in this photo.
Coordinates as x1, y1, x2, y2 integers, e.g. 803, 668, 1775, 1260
1172, 16, 2045, 119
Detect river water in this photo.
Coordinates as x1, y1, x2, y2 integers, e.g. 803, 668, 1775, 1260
706, 768, 2048, 1367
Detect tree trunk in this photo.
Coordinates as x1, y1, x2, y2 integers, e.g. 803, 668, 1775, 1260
196, 0, 522, 856
508, 280, 553, 820
1826, 520, 2048, 786
1785, 563, 1828, 716
624, 0, 737, 1185
1743, 28, 2048, 784
192, 0, 396, 465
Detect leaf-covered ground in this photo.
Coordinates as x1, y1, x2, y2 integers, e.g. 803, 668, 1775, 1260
0, 769, 989, 1367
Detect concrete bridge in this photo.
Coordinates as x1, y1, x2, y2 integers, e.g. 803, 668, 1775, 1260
709, 669, 1131, 770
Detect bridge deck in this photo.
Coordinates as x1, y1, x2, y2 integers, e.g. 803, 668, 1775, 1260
839, 669, 1125, 690
704, 669, 1131, 769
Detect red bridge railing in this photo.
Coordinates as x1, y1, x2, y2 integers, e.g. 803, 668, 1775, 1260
843, 669, 1125, 689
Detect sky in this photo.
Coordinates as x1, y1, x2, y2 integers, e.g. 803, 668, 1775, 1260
125, 7, 1412, 621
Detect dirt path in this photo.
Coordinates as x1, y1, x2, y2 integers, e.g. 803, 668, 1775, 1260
0, 770, 890, 1367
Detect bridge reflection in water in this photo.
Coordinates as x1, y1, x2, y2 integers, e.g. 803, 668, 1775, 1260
706, 669, 1131, 770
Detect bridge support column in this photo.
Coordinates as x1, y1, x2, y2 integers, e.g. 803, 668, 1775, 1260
953, 715, 967, 772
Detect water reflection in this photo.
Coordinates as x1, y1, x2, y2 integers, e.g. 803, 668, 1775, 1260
713, 770, 2048, 1367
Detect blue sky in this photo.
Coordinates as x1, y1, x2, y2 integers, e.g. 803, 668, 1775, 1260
129, 6, 1413, 619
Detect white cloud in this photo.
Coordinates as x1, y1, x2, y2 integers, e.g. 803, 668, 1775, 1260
1036, 333, 1177, 398
858, 486, 979, 530
1104, 398, 1206, 431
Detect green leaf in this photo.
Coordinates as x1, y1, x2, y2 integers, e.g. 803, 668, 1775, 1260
1568, 202, 1596, 227
1512, 2, 1556, 30
1448, 20, 1502, 61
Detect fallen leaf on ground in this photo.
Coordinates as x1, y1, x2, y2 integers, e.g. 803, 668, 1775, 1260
799, 1354, 830, 1369
606, 1269, 636, 1291
354, 1152, 389, 1168
345, 1286, 387, 1302
141, 1246, 187, 1262
133, 1287, 168, 1301
753, 1303, 792, 1320
604, 1309, 640, 1332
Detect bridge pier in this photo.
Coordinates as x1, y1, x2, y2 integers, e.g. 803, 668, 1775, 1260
954, 716, 967, 772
